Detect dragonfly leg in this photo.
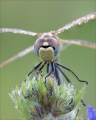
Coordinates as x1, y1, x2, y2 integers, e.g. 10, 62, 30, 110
24, 62, 43, 82
75, 109, 79, 117
46, 62, 60, 84
47, 63, 49, 74
47, 62, 59, 81
28, 61, 42, 77
45, 62, 55, 83
81, 99, 86, 107
56, 62, 88, 110
69, 98, 73, 105
55, 63, 88, 111
34, 62, 47, 77
56, 63, 88, 85
38, 62, 47, 72
54, 62, 71, 83
53, 63, 62, 85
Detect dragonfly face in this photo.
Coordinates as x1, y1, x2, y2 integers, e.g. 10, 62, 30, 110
0, 13, 95, 84
0, 13, 96, 119
34, 35, 60, 62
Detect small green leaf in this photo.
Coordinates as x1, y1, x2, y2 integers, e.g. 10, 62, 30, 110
74, 84, 87, 105
21, 83, 26, 96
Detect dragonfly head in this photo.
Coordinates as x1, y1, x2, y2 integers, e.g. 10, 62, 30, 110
34, 37, 60, 62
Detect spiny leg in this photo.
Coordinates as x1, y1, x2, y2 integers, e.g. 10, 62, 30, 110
69, 98, 73, 105
54, 62, 71, 83
81, 99, 86, 107
47, 62, 60, 83
56, 63, 88, 85
24, 62, 43, 82
53, 62, 62, 85
31, 62, 47, 79
54, 62, 88, 110
75, 109, 79, 117
37, 62, 47, 75
45, 62, 55, 83
39, 62, 47, 71
28, 61, 42, 77
55, 62, 88, 109
28, 62, 46, 80
46, 62, 60, 84
57, 63, 88, 107
80, 99, 88, 111
47, 63, 49, 74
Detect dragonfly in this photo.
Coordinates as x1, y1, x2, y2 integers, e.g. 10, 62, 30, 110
0, 13, 96, 85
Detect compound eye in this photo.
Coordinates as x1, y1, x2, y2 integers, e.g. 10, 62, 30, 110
34, 38, 45, 56
34, 38, 45, 49
47, 38, 60, 56
34, 37, 60, 56
46, 38, 59, 47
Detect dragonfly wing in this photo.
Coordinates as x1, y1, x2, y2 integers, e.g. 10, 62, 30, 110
0, 28, 39, 36
0, 45, 34, 68
52, 13, 96, 34
59, 39, 96, 49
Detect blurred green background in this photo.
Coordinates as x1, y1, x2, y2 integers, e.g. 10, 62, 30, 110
0, 1, 96, 119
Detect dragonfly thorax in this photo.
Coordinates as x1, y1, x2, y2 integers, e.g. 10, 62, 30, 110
34, 37, 60, 62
